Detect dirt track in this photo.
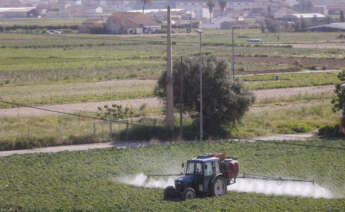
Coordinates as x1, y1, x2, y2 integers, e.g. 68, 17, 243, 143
0, 85, 334, 118
0, 132, 316, 157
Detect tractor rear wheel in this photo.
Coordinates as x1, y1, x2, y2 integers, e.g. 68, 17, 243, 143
182, 187, 196, 200
164, 186, 177, 200
211, 177, 227, 196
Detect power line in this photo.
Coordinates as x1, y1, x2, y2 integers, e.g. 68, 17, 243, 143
0, 99, 141, 126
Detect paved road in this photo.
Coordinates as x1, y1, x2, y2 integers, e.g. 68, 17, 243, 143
0, 85, 334, 118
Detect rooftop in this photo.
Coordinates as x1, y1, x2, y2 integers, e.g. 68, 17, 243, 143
291, 13, 326, 18
107, 12, 159, 28
189, 156, 219, 162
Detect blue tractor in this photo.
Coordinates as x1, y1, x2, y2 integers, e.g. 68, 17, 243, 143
164, 153, 239, 200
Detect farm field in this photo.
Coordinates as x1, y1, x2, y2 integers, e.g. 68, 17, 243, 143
0, 100, 337, 150
0, 72, 338, 109
0, 29, 343, 114
0, 18, 85, 27
0, 140, 344, 211
0, 25, 343, 149
1, 30, 345, 86
0, 79, 155, 109
1, 19, 345, 211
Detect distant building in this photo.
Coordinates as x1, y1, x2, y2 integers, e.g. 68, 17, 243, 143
0, 7, 38, 18
308, 23, 345, 32
175, 0, 210, 19
327, 3, 345, 15
282, 13, 326, 22
273, 8, 297, 19
227, 0, 256, 11
200, 16, 235, 29
283, 0, 299, 7
105, 12, 161, 34
0, 0, 22, 7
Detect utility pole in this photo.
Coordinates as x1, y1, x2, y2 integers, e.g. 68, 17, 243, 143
232, 27, 235, 80
196, 29, 203, 141
179, 56, 184, 139
166, 6, 174, 131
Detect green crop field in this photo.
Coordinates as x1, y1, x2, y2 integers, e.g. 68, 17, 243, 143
0, 140, 344, 211
0, 29, 343, 110
242, 72, 339, 90
0, 30, 344, 86
0, 71, 338, 109
0, 79, 155, 109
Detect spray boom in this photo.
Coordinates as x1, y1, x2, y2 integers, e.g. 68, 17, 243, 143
239, 173, 315, 184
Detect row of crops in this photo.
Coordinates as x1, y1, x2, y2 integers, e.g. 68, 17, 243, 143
0, 140, 344, 210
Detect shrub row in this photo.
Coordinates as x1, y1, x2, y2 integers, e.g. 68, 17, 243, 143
0, 24, 78, 32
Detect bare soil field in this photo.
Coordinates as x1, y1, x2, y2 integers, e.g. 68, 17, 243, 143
254, 85, 334, 99
0, 98, 162, 118
0, 85, 333, 118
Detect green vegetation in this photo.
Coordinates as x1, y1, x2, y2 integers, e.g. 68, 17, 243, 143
231, 103, 337, 138
0, 18, 85, 27
0, 140, 344, 211
0, 30, 344, 87
255, 93, 333, 107
332, 70, 345, 112
318, 124, 345, 138
0, 29, 341, 109
155, 55, 255, 136
0, 101, 337, 151
0, 71, 337, 109
0, 80, 155, 109
241, 72, 339, 90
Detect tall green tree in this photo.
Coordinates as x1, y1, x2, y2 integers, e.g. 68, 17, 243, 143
332, 71, 345, 113
218, 0, 227, 16
300, 16, 306, 31
154, 55, 255, 137
264, 18, 279, 33
207, 0, 216, 23
141, 0, 152, 13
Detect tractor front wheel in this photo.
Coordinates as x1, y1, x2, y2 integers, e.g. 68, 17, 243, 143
164, 186, 177, 200
211, 177, 227, 196
182, 187, 196, 200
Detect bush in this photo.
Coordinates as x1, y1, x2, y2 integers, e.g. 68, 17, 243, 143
154, 55, 255, 138
277, 122, 313, 133
90, 24, 105, 34
318, 124, 345, 138
332, 70, 345, 112
118, 118, 227, 141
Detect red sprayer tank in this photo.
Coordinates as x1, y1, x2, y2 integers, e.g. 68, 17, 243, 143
214, 152, 239, 181
224, 159, 239, 180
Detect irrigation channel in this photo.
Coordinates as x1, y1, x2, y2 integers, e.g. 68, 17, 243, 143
116, 173, 334, 199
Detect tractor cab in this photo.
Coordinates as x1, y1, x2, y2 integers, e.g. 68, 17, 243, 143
164, 153, 239, 200
175, 157, 221, 194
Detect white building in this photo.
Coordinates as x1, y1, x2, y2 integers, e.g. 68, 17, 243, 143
176, 0, 210, 19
